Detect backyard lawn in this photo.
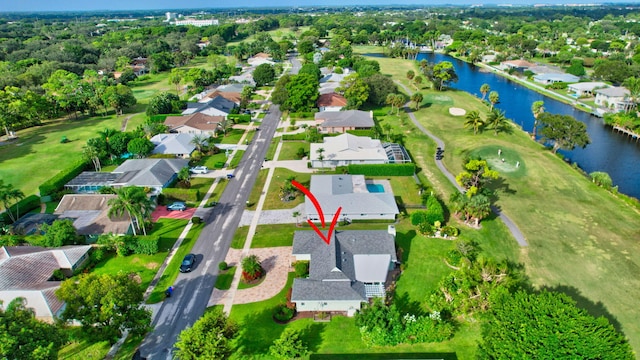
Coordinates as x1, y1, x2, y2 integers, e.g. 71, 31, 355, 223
277, 141, 309, 161
263, 168, 311, 210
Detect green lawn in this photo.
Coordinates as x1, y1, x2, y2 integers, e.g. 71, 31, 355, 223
277, 141, 309, 161
215, 266, 237, 290
208, 179, 228, 204
250, 224, 297, 248
190, 177, 214, 194
231, 226, 249, 249
265, 138, 280, 161
202, 152, 228, 169
146, 221, 205, 303
246, 169, 268, 209
229, 150, 245, 169
263, 168, 311, 210
91, 218, 188, 290
372, 59, 640, 353
219, 129, 246, 145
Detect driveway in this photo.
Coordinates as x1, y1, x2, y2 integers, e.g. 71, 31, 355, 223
151, 206, 197, 222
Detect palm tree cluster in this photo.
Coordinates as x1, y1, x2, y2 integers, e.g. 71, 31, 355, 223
107, 186, 153, 236
0, 180, 25, 223
449, 192, 492, 228
464, 109, 510, 136
386, 93, 406, 115
241, 254, 264, 282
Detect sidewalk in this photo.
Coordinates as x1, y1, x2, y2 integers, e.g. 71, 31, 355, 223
217, 140, 286, 314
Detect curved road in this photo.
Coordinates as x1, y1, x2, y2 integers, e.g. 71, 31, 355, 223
396, 82, 528, 247
139, 105, 282, 359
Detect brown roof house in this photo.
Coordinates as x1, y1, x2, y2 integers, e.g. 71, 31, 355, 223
248, 52, 274, 67
0, 245, 92, 322
55, 194, 133, 238
164, 113, 224, 137
315, 110, 375, 134
317, 93, 347, 112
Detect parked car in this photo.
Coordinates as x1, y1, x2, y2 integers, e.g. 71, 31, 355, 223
190, 166, 208, 174
167, 202, 187, 211
226, 174, 235, 179
179, 254, 197, 273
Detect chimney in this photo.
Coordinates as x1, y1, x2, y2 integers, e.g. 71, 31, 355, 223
388, 225, 396, 237
370, 110, 373, 119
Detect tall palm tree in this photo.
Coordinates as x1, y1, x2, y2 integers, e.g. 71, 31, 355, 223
393, 94, 405, 115
531, 101, 545, 139
622, 77, 640, 112
178, 167, 191, 188
480, 83, 490, 102
190, 134, 207, 152
316, 147, 325, 168
464, 110, 485, 135
107, 186, 153, 236
411, 92, 424, 110
386, 93, 397, 114
217, 118, 231, 137
486, 109, 509, 136
0, 180, 24, 222
83, 145, 102, 172
488, 91, 499, 111
98, 128, 118, 160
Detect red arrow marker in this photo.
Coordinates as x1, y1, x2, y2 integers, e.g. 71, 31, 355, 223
291, 180, 341, 245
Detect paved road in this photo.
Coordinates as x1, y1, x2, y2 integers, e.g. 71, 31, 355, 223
395, 81, 528, 247
289, 53, 301, 74
138, 105, 282, 359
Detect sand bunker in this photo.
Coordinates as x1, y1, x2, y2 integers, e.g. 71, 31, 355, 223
449, 107, 466, 116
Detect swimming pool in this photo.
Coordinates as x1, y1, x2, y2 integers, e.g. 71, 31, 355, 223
366, 184, 385, 193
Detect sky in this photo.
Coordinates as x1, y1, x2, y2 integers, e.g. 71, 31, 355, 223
0, 0, 631, 13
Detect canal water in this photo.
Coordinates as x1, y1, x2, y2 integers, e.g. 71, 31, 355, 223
412, 52, 640, 199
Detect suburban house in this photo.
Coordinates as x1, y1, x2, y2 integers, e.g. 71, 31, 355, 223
150, 133, 197, 158
130, 57, 148, 76
164, 113, 224, 137
317, 93, 347, 112
247, 52, 274, 67
55, 194, 132, 237
111, 158, 188, 194
309, 133, 411, 168
315, 110, 375, 134
204, 90, 242, 105
568, 82, 609, 97
304, 175, 399, 222
182, 96, 237, 117
595, 86, 633, 112
532, 73, 580, 85
65, 159, 188, 195
0, 245, 92, 322
11, 213, 58, 235
291, 226, 398, 316
501, 59, 535, 72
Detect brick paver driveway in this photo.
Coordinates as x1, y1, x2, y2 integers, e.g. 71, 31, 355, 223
151, 206, 197, 222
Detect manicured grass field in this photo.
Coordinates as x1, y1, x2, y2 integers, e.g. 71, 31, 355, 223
263, 168, 311, 210
277, 141, 309, 161
231, 226, 249, 249
246, 169, 269, 209
265, 138, 280, 160
374, 61, 640, 353
202, 152, 228, 169
189, 177, 214, 194
218, 129, 246, 145
229, 150, 245, 169
215, 266, 237, 290
250, 224, 297, 248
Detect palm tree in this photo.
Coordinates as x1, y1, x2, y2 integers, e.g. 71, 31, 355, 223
386, 93, 397, 114
107, 186, 153, 236
392, 94, 405, 115
488, 91, 499, 111
178, 167, 191, 188
486, 109, 509, 136
480, 83, 490, 102
467, 194, 492, 227
622, 77, 640, 112
217, 118, 232, 137
414, 76, 423, 89
190, 134, 207, 152
292, 211, 301, 226
241, 254, 264, 282
382, 124, 392, 141
411, 92, 424, 110
531, 101, 545, 139
83, 145, 102, 172
0, 181, 24, 222
316, 147, 325, 168
406, 70, 415, 81
98, 128, 118, 159
464, 110, 485, 135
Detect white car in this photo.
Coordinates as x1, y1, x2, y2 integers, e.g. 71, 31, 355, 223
189, 166, 208, 174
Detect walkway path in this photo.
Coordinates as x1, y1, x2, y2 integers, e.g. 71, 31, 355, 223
239, 203, 304, 226
396, 81, 528, 247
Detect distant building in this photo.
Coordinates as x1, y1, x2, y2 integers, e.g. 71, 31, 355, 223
315, 110, 375, 134
165, 12, 177, 21
568, 82, 609, 97
594, 87, 633, 112
164, 113, 224, 137
174, 19, 219, 27
501, 59, 535, 72
533, 73, 580, 85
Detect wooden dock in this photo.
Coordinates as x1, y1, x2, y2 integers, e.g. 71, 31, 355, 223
612, 125, 640, 141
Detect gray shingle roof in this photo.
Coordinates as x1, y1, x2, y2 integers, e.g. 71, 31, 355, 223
315, 110, 374, 128
113, 159, 188, 187
55, 194, 131, 235
151, 133, 196, 155
183, 96, 237, 115
290, 228, 397, 302
595, 86, 630, 97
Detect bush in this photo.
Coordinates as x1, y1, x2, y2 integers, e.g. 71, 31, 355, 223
348, 163, 415, 176
0, 235, 24, 246
273, 304, 295, 322
214, 162, 225, 169
131, 235, 159, 255
0, 195, 41, 224
227, 114, 251, 123
219, 261, 228, 271
191, 216, 202, 224
425, 196, 445, 225
51, 269, 66, 281
441, 225, 459, 237
294, 261, 309, 278
163, 188, 200, 202
39, 160, 89, 196
282, 133, 307, 141
411, 211, 428, 226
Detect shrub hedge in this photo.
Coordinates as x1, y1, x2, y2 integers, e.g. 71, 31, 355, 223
228, 114, 251, 123
348, 163, 415, 176
39, 160, 89, 196
0, 195, 41, 224
282, 133, 307, 141
131, 235, 160, 255
425, 196, 445, 224
163, 188, 200, 202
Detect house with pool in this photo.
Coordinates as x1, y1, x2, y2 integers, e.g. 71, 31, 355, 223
304, 175, 399, 222
309, 133, 411, 169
